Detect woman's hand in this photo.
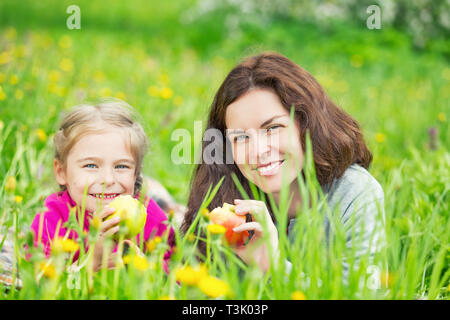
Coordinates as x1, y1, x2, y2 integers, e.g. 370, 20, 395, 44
231, 199, 279, 273
92, 206, 121, 272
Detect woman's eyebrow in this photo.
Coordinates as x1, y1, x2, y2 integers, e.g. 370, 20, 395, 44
226, 129, 246, 135
260, 115, 289, 128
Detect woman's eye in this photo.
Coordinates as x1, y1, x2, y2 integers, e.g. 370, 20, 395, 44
267, 125, 281, 133
84, 164, 97, 169
234, 135, 249, 143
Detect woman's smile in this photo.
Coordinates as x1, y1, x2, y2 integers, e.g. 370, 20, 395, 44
254, 160, 285, 176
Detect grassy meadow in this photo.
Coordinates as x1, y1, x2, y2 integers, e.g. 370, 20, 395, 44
0, 0, 449, 300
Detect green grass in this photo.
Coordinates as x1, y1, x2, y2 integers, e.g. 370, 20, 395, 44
0, 0, 449, 299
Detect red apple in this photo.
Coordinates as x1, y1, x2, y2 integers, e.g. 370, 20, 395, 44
208, 203, 249, 246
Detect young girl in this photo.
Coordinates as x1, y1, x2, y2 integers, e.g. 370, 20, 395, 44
30, 100, 174, 272
181, 52, 385, 276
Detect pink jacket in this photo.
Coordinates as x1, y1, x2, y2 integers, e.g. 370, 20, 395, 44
30, 190, 175, 272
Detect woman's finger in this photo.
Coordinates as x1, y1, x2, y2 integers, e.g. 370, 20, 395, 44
233, 221, 263, 234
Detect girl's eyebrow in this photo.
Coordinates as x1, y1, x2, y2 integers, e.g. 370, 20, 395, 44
115, 158, 136, 164
76, 157, 135, 164
77, 156, 101, 163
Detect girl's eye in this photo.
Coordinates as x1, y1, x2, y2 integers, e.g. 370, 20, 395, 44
116, 164, 129, 169
84, 164, 97, 169
234, 135, 249, 143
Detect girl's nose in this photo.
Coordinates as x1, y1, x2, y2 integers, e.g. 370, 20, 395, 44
101, 168, 116, 186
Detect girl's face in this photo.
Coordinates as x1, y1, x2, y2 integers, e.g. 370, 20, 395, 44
54, 125, 137, 213
225, 88, 304, 194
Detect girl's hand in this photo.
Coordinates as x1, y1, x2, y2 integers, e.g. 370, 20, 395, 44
231, 199, 279, 273
92, 206, 120, 272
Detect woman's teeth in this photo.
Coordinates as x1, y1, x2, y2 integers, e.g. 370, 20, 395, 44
258, 162, 278, 173
256, 161, 283, 174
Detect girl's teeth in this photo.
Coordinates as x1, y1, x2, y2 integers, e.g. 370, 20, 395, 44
93, 194, 118, 199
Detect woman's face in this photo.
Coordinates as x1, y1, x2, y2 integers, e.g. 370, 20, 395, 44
225, 88, 304, 194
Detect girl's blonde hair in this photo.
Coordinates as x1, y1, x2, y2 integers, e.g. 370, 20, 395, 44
54, 99, 149, 196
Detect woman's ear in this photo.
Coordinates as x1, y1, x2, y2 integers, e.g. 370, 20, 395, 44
54, 158, 67, 186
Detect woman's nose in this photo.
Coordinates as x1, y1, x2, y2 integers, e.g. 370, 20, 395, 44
249, 131, 271, 165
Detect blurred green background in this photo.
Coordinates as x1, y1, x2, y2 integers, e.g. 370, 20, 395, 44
0, 0, 448, 205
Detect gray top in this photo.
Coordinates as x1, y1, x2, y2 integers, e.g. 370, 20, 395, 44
285, 164, 385, 278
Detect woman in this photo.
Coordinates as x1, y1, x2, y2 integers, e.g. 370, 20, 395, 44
181, 52, 385, 275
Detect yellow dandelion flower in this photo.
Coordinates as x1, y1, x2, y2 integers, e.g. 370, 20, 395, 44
93, 70, 105, 83
58, 35, 72, 49
100, 87, 112, 97
0, 51, 12, 65
175, 264, 208, 286
122, 254, 150, 271
9, 74, 19, 85
437, 112, 446, 123
59, 58, 74, 72
335, 80, 349, 93
5, 27, 17, 40
147, 85, 159, 97
0, 88, 6, 101
38, 261, 56, 279
91, 216, 102, 229
122, 254, 132, 265
15, 45, 26, 58
0, 72, 5, 83
380, 271, 395, 288
14, 195, 23, 203
375, 133, 386, 144
158, 73, 170, 85
35, 128, 47, 142
48, 70, 61, 82
14, 89, 23, 100
207, 223, 227, 235
201, 208, 210, 218
159, 87, 173, 100
132, 255, 150, 271
52, 237, 80, 253
350, 54, 363, 68
114, 91, 126, 100
173, 96, 183, 106
146, 236, 162, 252
5, 176, 17, 192
198, 275, 230, 298
291, 291, 306, 300
158, 295, 176, 300
442, 68, 450, 81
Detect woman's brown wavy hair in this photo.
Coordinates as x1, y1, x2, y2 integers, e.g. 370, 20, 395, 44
181, 51, 372, 237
